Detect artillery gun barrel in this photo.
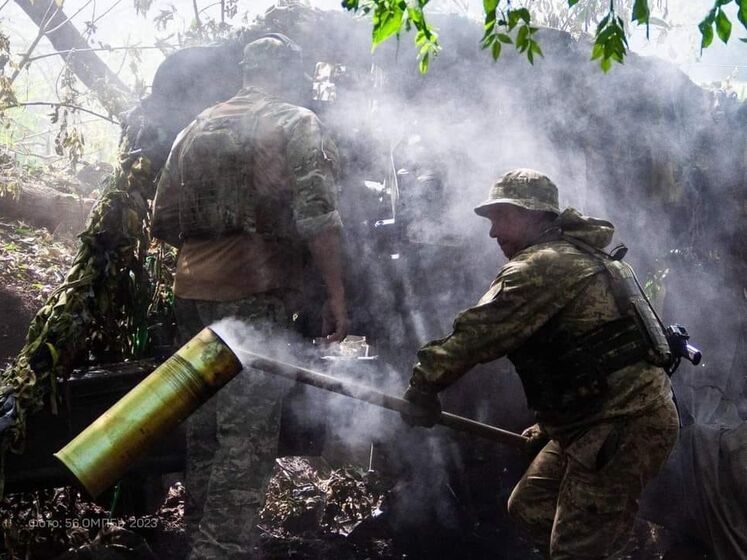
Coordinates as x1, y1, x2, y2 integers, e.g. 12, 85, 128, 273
239, 350, 528, 450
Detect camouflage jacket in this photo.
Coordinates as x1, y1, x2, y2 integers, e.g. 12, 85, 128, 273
154, 86, 342, 245
411, 209, 672, 438
154, 87, 343, 300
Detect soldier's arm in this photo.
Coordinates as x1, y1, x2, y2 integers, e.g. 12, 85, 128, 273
152, 136, 187, 247
308, 228, 347, 342
411, 256, 579, 392
287, 112, 348, 342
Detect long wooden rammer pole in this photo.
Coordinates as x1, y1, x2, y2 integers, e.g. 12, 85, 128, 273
239, 350, 529, 450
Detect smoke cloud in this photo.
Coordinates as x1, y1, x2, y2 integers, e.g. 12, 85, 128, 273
136, 2, 746, 547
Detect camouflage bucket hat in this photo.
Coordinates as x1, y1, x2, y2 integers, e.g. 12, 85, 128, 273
474, 168, 560, 216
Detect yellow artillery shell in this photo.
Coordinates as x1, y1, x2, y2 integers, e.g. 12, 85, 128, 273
54, 327, 241, 497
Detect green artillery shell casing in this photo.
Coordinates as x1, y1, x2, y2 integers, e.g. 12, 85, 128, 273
54, 327, 241, 497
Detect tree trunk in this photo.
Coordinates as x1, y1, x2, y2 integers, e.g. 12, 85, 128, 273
13, 0, 132, 116
0, 184, 95, 236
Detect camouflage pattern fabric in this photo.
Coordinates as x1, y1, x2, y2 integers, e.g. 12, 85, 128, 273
409, 208, 679, 558
474, 168, 560, 216
157, 86, 342, 302
411, 208, 673, 441
507, 398, 678, 559
162, 85, 343, 559
153, 86, 342, 246
175, 294, 292, 560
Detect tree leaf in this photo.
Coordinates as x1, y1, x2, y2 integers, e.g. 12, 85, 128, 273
508, 8, 530, 30
699, 18, 715, 49
516, 25, 529, 49
597, 13, 611, 33
716, 8, 732, 43
739, 0, 747, 28
632, 0, 650, 38
497, 33, 513, 44
480, 31, 496, 48
372, 3, 404, 49
632, 0, 650, 24
491, 40, 501, 60
483, 0, 498, 13
591, 42, 604, 60
419, 51, 430, 73
514, 8, 531, 23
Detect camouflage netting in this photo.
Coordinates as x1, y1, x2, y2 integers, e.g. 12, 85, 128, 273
0, 126, 160, 472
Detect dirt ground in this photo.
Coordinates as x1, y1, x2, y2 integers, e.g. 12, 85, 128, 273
0, 285, 35, 368
0, 219, 76, 367
0, 456, 678, 560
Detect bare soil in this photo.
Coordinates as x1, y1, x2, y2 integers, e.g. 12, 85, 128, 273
0, 219, 76, 367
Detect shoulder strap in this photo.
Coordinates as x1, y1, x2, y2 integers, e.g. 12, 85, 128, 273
562, 234, 672, 367
561, 234, 633, 317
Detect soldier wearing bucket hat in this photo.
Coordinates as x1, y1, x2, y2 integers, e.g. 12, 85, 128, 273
401, 168, 679, 559
473, 168, 560, 216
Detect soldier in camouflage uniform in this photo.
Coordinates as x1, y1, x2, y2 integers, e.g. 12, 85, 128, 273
401, 169, 679, 559
152, 35, 348, 560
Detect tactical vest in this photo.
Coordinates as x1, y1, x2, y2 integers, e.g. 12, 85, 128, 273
152, 96, 296, 246
509, 235, 672, 418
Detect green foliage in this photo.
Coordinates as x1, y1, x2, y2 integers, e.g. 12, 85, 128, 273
591, 9, 628, 72
480, 5, 542, 64
352, 0, 440, 73
343, 0, 747, 72
632, 0, 651, 37
699, 0, 737, 50
0, 134, 155, 463
372, 1, 405, 47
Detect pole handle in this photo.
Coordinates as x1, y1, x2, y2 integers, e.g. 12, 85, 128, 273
242, 352, 528, 450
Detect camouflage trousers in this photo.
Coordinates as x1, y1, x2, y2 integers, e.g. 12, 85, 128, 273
507, 397, 679, 559
175, 295, 292, 560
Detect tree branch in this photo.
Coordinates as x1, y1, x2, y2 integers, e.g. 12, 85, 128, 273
13, 0, 132, 115
199, 1, 221, 16
27, 45, 176, 63
6, 101, 119, 124
192, 0, 203, 28
10, 0, 60, 84
89, 0, 123, 28
44, 0, 94, 36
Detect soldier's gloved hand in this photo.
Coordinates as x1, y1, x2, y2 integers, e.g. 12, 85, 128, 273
522, 423, 550, 459
401, 385, 441, 428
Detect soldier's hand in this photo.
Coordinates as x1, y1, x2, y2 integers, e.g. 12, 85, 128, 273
322, 297, 349, 343
401, 385, 442, 428
522, 423, 550, 459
